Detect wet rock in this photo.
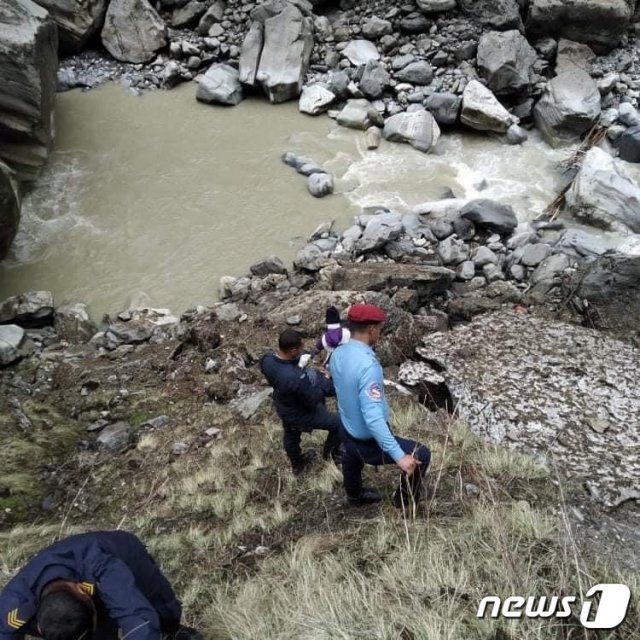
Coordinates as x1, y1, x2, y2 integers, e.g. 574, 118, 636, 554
365, 126, 382, 149
55, 302, 97, 343
459, 0, 523, 31
424, 93, 461, 126
0, 291, 54, 327
0, 162, 20, 261
383, 109, 441, 153
101, 0, 167, 64
299, 84, 335, 115
506, 123, 528, 145
336, 99, 384, 130
395, 61, 434, 85
461, 80, 514, 133
362, 16, 392, 39
460, 199, 518, 234
477, 30, 536, 96
0, 0, 57, 182
417, 0, 456, 12
96, 421, 136, 452
250, 255, 287, 276
565, 147, 640, 233
533, 71, 600, 147
196, 64, 243, 105
307, 173, 334, 198
343, 39, 380, 66
356, 211, 404, 253
526, 0, 633, 53
0, 325, 26, 366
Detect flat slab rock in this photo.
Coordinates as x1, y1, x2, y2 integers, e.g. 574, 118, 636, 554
417, 311, 640, 508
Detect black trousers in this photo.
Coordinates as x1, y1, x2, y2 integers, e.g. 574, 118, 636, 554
282, 407, 342, 467
341, 427, 431, 504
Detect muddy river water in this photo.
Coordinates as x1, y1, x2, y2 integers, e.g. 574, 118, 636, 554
0, 82, 573, 315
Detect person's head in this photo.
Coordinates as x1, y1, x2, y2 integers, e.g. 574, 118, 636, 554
346, 304, 386, 346
37, 582, 96, 640
278, 328, 303, 360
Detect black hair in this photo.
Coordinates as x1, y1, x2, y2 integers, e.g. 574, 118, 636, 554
278, 329, 303, 351
37, 590, 94, 640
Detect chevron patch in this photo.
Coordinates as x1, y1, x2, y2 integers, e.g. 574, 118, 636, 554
6, 609, 26, 630
80, 582, 95, 596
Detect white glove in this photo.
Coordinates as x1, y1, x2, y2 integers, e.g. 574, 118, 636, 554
298, 354, 312, 368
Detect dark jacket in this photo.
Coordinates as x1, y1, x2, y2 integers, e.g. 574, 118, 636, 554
260, 353, 332, 427
0, 531, 181, 640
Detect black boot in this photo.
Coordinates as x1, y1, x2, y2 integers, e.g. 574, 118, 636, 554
292, 450, 316, 475
170, 626, 204, 640
348, 487, 384, 506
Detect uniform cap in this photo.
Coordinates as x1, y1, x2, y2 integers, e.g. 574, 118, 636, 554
347, 304, 387, 324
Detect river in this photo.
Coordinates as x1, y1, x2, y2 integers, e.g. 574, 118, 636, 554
0, 82, 572, 316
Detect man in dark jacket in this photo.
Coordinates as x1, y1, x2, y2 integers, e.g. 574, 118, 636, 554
0, 531, 202, 640
260, 329, 343, 474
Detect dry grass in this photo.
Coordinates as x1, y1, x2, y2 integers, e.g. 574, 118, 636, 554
0, 397, 637, 640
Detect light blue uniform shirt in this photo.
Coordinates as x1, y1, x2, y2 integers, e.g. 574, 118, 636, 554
330, 339, 405, 462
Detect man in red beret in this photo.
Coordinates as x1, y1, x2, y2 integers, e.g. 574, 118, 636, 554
329, 303, 431, 507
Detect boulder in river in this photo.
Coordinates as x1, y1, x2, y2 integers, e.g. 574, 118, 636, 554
458, 0, 523, 31
0, 162, 20, 261
250, 255, 287, 276
307, 173, 334, 198
460, 199, 518, 234
101, 0, 167, 64
460, 80, 514, 133
239, 2, 313, 103
33, 0, 107, 51
336, 99, 384, 130
0, 0, 57, 183
299, 84, 335, 115
533, 71, 600, 147
0, 290, 54, 327
565, 147, 640, 234
526, 0, 633, 53
383, 109, 441, 153
477, 30, 537, 96
196, 64, 243, 106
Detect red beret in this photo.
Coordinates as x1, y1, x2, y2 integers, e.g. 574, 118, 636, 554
347, 303, 387, 324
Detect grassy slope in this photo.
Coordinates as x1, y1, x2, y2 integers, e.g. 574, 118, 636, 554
0, 391, 637, 640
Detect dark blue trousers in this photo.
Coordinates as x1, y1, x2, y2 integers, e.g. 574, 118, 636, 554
341, 427, 431, 504
283, 407, 343, 468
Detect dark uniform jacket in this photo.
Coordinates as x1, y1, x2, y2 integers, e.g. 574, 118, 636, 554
260, 353, 333, 428
0, 531, 181, 640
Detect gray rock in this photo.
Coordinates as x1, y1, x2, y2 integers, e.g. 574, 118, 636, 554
395, 60, 434, 85
461, 199, 518, 234
171, 0, 207, 28
327, 70, 350, 99
459, 0, 523, 31
526, 0, 633, 53
96, 421, 136, 452
477, 30, 537, 96
299, 84, 335, 114
196, 0, 226, 35
429, 218, 454, 240
0, 325, 26, 366
399, 12, 431, 34
383, 109, 441, 153
196, 64, 243, 105
507, 230, 538, 249
238, 21, 263, 85
506, 123, 528, 145
0, 290, 54, 326
618, 103, 640, 127
417, 0, 456, 12
340, 224, 363, 253
336, 99, 384, 130
482, 263, 504, 282
55, 302, 96, 343
555, 38, 596, 75
343, 39, 380, 66
473, 245, 498, 266
530, 253, 570, 288
0, 0, 57, 182
438, 235, 470, 264
0, 162, 20, 261
520, 243, 550, 266
617, 125, 640, 163
565, 147, 640, 233
101, 0, 167, 63
424, 93, 461, 125
365, 126, 382, 149
105, 321, 153, 345
250, 255, 287, 276
235, 388, 272, 420
509, 263, 526, 280
557, 229, 607, 257
33, 0, 107, 51
362, 16, 392, 39
456, 260, 476, 280
534, 37, 557, 60
307, 172, 334, 198
356, 211, 403, 253
461, 80, 514, 133
294, 242, 333, 271
533, 71, 601, 147
359, 60, 390, 100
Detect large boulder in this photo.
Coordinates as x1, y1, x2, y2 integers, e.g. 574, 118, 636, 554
0, 325, 27, 366
356, 211, 404, 253
0, 162, 20, 261
565, 147, 640, 233
526, 0, 633, 53
196, 64, 243, 105
239, 2, 313, 103
336, 99, 384, 130
460, 199, 518, 234
0, 290, 54, 326
298, 84, 335, 115
0, 0, 57, 183
383, 109, 441, 153
101, 0, 167, 64
342, 39, 380, 66
359, 60, 390, 99
477, 30, 537, 96
458, 0, 523, 31
533, 70, 600, 147
33, 0, 106, 51
424, 93, 461, 125
460, 80, 514, 133
394, 60, 434, 85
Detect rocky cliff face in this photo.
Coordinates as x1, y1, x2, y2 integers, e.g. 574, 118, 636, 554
0, 162, 21, 261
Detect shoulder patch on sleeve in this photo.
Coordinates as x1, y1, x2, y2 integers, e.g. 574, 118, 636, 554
366, 381, 382, 401
6, 609, 26, 630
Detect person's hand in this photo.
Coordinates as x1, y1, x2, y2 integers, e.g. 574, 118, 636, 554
298, 354, 312, 368
397, 454, 420, 476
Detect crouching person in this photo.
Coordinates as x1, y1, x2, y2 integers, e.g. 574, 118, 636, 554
0, 531, 202, 640
260, 329, 343, 474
